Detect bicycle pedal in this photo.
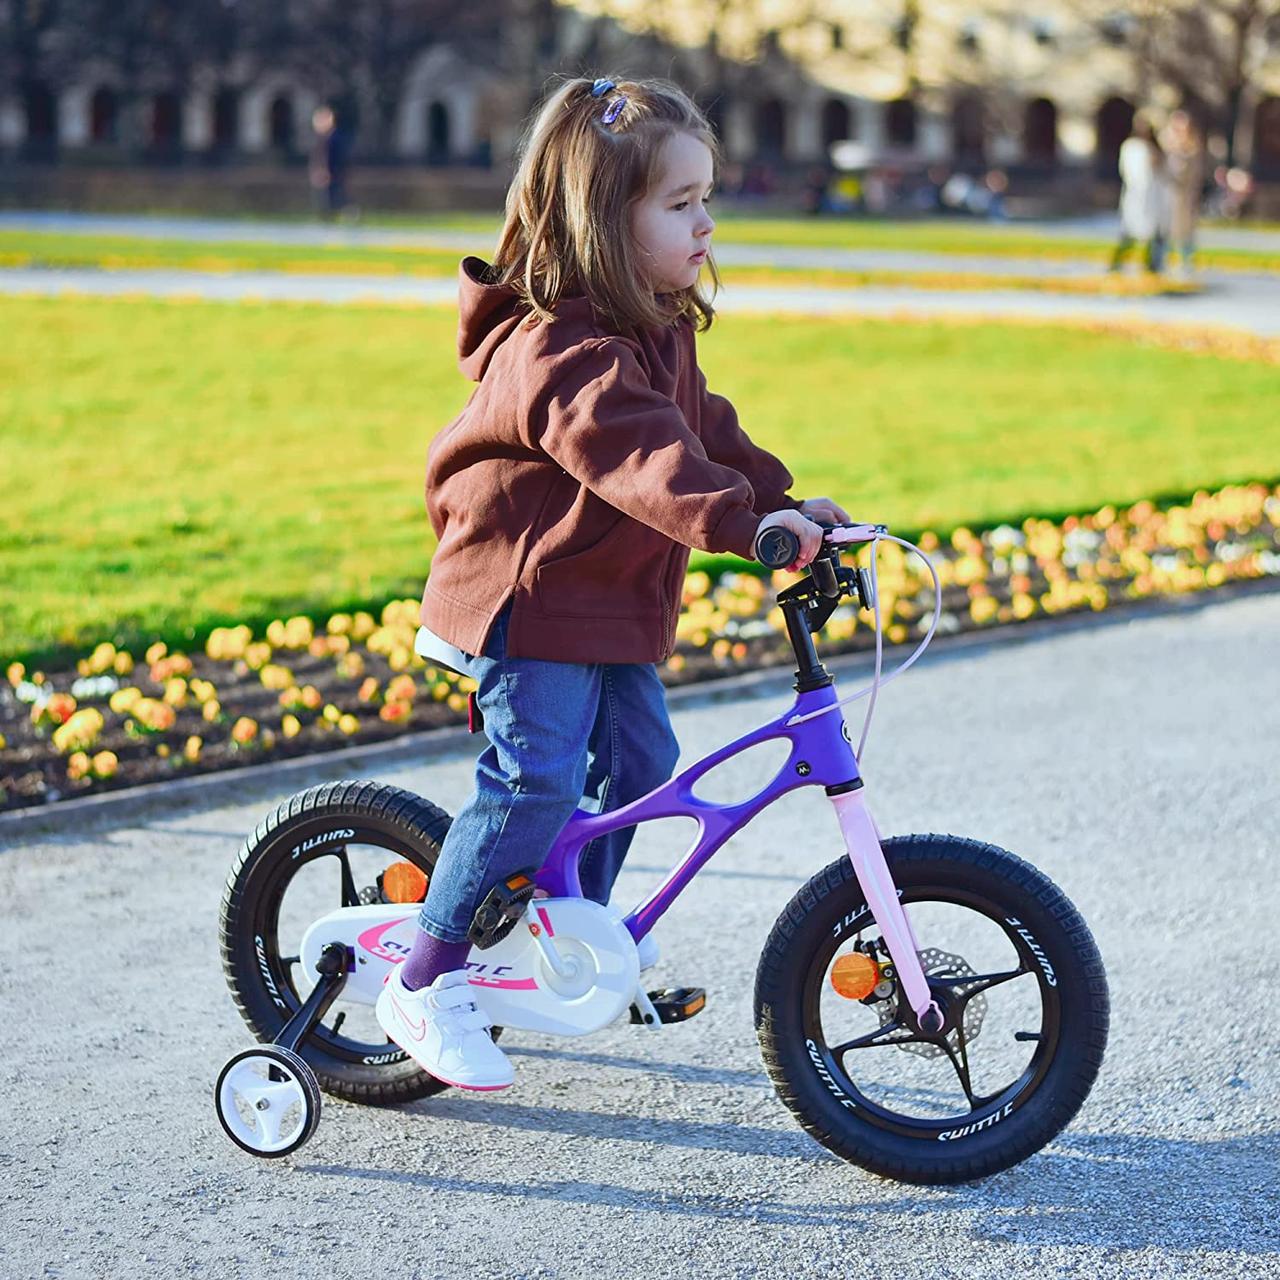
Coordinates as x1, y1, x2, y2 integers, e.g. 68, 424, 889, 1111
629, 987, 707, 1025
467, 869, 537, 949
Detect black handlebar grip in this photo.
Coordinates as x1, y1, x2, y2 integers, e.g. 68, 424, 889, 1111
756, 525, 800, 569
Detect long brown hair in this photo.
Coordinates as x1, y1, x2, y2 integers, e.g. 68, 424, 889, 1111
491, 74, 723, 335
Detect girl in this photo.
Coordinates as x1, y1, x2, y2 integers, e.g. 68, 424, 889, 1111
376, 74, 849, 1090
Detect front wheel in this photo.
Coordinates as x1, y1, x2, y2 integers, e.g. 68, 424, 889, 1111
755, 834, 1108, 1184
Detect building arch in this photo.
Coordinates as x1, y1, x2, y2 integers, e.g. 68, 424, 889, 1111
1095, 96, 1134, 178
425, 101, 451, 164
821, 97, 853, 148
269, 95, 295, 152
90, 86, 117, 143
1254, 96, 1280, 180
885, 97, 916, 148
1024, 97, 1058, 166
151, 91, 182, 153
23, 81, 58, 159
952, 92, 985, 165
212, 87, 239, 151
756, 97, 787, 159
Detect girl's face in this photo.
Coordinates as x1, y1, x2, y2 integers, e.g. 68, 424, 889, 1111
630, 131, 716, 294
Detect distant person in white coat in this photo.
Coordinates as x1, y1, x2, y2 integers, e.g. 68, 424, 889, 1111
1109, 115, 1167, 274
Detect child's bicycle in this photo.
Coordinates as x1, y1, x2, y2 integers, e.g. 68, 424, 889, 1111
215, 521, 1109, 1183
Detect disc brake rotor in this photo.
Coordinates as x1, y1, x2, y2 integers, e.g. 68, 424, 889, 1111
877, 946, 987, 1059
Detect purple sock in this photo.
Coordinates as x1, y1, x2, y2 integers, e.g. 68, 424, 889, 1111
400, 930, 472, 992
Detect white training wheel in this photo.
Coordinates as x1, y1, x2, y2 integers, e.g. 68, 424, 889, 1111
215, 1045, 321, 1158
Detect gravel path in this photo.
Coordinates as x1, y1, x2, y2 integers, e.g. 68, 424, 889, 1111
3, 263, 1279, 336
2, 592, 1276, 1279
4, 209, 1280, 255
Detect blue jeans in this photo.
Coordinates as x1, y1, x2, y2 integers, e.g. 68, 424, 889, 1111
418, 599, 681, 942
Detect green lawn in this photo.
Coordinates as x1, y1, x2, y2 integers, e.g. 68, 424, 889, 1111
2, 294, 1277, 666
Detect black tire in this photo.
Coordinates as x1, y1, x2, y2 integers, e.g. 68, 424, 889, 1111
220, 779, 495, 1106
754, 834, 1108, 1184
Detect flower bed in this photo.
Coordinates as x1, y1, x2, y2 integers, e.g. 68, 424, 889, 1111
2, 481, 1277, 814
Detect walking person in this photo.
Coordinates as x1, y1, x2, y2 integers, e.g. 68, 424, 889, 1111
309, 105, 350, 220
1110, 114, 1167, 274
375, 74, 850, 1090
1162, 110, 1204, 279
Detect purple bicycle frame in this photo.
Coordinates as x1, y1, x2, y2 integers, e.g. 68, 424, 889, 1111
532, 677, 943, 1029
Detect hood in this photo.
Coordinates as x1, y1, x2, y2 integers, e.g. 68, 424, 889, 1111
455, 255, 595, 382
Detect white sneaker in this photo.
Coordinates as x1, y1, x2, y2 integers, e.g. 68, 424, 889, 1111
376, 968, 514, 1091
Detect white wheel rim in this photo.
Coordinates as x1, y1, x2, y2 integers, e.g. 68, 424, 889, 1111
218, 1055, 310, 1153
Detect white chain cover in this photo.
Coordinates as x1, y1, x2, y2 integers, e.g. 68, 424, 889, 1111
299, 898, 640, 1037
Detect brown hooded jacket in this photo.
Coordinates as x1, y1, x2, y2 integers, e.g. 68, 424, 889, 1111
418, 256, 803, 663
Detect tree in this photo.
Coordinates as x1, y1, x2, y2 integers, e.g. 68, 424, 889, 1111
284, 0, 506, 159
1074, 0, 1280, 166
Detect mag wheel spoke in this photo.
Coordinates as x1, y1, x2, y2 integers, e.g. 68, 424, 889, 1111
831, 1019, 928, 1058
932, 965, 1029, 1000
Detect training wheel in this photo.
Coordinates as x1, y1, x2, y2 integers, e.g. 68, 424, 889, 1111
215, 1045, 321, 1158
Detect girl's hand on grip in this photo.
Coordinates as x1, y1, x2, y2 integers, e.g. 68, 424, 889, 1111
799, 496, 853, 525
757, 509, 825, 572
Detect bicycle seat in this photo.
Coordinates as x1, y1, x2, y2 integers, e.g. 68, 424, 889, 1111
413, 624, 469, 678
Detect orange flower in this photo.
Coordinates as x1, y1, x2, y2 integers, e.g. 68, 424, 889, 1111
231, 717, 259, 745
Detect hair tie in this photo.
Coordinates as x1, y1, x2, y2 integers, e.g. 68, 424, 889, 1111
602, 96, 627, 125
590, 78, 614, 97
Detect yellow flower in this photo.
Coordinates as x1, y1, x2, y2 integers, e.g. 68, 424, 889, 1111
133, 698, 176, 733
113, 651, 135, 676
67, 751, 91, 780
163, 677, 189, 707
91, 750, 118, 779
183, 735, 203, 762
145, 641, 167, 665
281, 714, 302, 738
322, 703, 342, 725
0, 732, 6, 750
203, 699, 222, 722
338, 714, 359, 735
52, 708, 104, 754
6, 662, 24, 686
259, 663, 295, 691
387, 674, 416, 703
300, 685, 322, 711
358, 677, 380, 703
244, 641, 272, 670
110, 687, 143, 715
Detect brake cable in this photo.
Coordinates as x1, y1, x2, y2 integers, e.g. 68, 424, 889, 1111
782, 533, 943, 764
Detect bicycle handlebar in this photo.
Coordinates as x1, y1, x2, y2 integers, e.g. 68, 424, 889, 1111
753, 521, 888, 569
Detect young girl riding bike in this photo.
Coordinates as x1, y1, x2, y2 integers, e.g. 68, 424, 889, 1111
377, 74, 852, 1090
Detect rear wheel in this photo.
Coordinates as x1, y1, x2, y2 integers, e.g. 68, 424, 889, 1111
755, 834, 1108, 1183
220, 779, 496, 1105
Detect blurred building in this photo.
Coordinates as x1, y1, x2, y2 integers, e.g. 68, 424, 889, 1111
1, 0, 1278, 212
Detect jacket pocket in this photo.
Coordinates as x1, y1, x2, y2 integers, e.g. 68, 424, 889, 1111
533, 515, 666, 619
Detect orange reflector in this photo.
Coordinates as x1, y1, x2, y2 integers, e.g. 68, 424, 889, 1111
831, 952, 879, 1000
382, 861, 428, 904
